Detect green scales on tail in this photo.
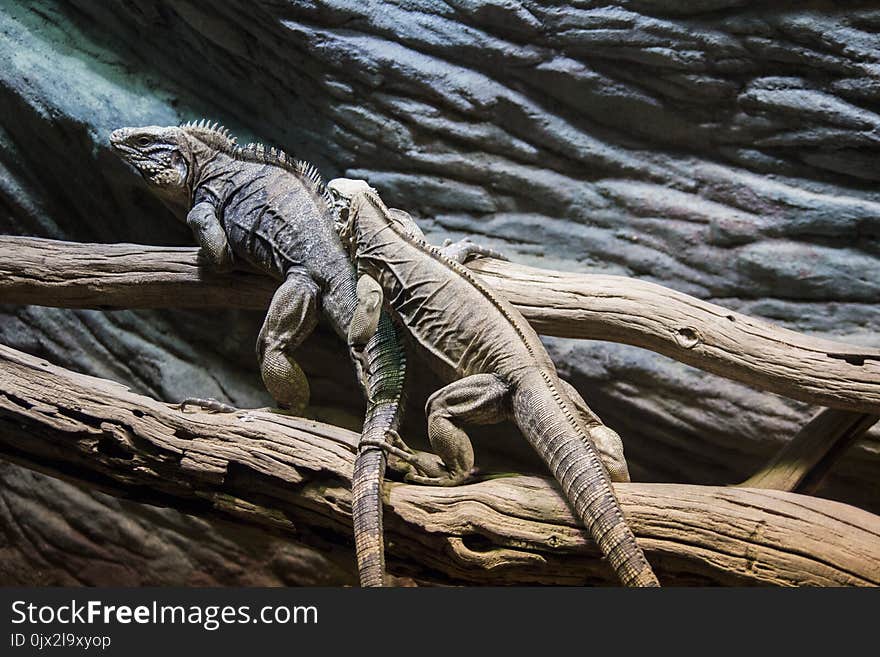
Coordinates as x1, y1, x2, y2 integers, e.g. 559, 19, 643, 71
329, 179, 660, 587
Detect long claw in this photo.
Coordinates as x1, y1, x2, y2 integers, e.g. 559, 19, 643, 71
384, 429, 414, 454
359, 436, 415, 462
403, 467, 476, 487
178, 397, 238, 413
359, 431, 452, 481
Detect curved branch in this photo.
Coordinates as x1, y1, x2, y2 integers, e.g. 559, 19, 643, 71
0, 343, 877, 586
468, 259, 880, 414
2, 236, 878, 414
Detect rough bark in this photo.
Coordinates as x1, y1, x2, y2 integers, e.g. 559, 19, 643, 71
4, 236, 880, 414
1, 343, 877, 587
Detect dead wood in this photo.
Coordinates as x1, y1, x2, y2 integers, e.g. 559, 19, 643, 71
741, 409, 879, 494
0, 343, 877, 586
2, 236, 879, 414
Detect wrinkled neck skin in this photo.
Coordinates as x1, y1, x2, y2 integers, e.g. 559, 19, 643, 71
350, 195, 397, 274
143, 139, 225, 222
186, 142, 236, 208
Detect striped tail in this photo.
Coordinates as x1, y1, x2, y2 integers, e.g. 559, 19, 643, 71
352, 448, 387, 586
352, 311, 406, 587
511, 369, 659, 587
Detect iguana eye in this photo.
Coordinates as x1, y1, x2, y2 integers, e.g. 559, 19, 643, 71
136, 136, 151, 146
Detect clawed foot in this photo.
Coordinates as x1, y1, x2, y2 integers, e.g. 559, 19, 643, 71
178, 397, 238, 413
361, 431, 450, 482
441, 237, 508, 263
366, 431, 476, 486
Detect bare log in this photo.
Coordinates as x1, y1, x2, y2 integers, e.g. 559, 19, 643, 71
468, 258, 880, 414
741, 409, 879, 493
0, 236, 276, 310
2, 235, 879, 415
0, 343, 877, 586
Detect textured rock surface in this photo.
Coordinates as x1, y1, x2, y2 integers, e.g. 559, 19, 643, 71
1, 1, 879, 584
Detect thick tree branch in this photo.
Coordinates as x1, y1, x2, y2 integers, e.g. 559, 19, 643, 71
2, 236, 879, 414
740, 409, 879, 493
0, 343, 877, 586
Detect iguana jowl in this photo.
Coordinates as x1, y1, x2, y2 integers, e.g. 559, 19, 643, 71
329, 179, 659, 587
109, 121, 411, 586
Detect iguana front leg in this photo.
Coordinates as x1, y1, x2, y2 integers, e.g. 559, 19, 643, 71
175, 202, 237, 414
440, 238, 507, 264
257, 269, 319, 414
389, 206, 506, 264
187, 201, 233, 270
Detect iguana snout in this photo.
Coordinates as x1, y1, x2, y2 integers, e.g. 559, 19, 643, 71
110, 125, 190, 191
327, 177, 373, 202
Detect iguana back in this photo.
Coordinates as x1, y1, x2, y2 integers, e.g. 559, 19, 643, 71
337, 186, 659, 587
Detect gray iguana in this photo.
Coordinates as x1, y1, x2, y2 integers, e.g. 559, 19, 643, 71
328, 179, 659, 587
109, 120, 439, 586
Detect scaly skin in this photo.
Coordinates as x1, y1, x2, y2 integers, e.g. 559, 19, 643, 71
109, 121, 406, 586
331, 180, 658, 587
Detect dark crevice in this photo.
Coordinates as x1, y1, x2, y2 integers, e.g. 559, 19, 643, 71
1, 392, 34, 411
173, 427, 198, 441
827, 353, 880, 366
61, 407, 104, 429
95, 437, 133, 461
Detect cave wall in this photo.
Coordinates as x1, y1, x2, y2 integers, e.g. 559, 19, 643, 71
1, 0, 879, 584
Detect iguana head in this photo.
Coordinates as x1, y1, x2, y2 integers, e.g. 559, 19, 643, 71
327, 177, 375, 251
110, 125, 194, 195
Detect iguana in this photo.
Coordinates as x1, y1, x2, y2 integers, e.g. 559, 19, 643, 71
328, 179, 659, 587
109, 121, 430, 586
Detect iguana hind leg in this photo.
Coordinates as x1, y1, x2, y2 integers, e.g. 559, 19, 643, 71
257, 269, 319, 415
558, 379, 631, 483
407, 373, 511, 486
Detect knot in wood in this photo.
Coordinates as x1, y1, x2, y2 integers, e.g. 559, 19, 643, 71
674, 326, 701, 349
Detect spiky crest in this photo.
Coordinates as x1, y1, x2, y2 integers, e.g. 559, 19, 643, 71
179, 119, 333, 209
179, 119, 237, 150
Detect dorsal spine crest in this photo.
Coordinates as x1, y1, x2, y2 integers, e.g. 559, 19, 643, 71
360, 189, 594, 445
362, 190, 534, 354
180, 119, 333, 209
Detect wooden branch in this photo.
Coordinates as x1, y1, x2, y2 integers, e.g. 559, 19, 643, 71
0, 343, 877, 586
0, 236, 276, 310
741, 409, 879, 493
2, 236, 879, 415
468, 259, 880, 414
